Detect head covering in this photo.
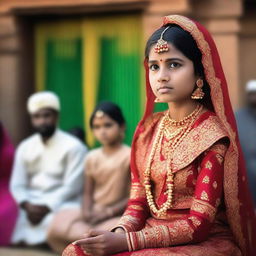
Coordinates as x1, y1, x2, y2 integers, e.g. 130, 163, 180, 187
130, 15, 256, 255
27, 91, 60, 114
246, 80, 256, 92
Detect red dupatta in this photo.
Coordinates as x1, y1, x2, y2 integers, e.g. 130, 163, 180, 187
130, 15, 256, 256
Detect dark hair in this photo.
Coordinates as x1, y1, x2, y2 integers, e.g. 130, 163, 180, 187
90, 101, 125, 128
145, 25, 212, 110
69, 127, 85, 143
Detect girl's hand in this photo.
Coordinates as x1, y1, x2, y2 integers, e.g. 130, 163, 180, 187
74, 229, 128, 256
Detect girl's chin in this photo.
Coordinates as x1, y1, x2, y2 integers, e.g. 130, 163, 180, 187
157, 96, 174, 103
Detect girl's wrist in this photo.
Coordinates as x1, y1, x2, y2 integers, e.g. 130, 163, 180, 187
118, 233, 129, 252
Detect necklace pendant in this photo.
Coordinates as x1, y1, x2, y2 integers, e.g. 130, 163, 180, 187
163, 127, 183, 140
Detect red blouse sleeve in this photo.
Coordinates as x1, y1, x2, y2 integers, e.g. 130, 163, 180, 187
126, 142, 227, 250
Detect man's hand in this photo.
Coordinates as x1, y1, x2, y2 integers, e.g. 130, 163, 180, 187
21, 202, 50, 225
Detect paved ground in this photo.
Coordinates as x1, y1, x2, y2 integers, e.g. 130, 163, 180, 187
0, 247, 59, 256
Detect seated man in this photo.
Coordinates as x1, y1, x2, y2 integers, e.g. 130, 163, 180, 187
10, 91, 87, 246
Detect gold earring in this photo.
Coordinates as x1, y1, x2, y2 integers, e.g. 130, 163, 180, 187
154, 97, 161, 103
191, 79, 205, 99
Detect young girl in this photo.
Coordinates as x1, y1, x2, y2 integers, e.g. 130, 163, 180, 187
47, 102, 130, 253
62, 15, 256, 256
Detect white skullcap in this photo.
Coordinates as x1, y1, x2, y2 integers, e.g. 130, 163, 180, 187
246, 80, 256, 92
27, 91, 60, 114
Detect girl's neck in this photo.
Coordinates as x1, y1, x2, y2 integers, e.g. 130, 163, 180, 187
102, 141, 122, 155
167, 100, 199, 121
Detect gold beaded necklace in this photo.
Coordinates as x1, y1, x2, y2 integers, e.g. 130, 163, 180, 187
144, 104, 203, 217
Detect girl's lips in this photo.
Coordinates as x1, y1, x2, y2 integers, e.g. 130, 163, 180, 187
158, 87, 173, 94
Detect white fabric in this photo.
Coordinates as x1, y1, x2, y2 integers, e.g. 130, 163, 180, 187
10, 129, 87, 244
27, 91, 60, 114
246, 80, 256, 92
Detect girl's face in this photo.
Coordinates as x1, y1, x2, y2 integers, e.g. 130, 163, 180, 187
92, 114, 124, 146
148, 42, 197, 103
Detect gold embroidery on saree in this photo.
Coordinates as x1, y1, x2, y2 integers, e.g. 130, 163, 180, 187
216, 154, 224, 164
191, 199, 216, 221
200, 191, 209, 201
205, 161, 213, 170
203, 175, 210, 184
171, 115, 227, 171
130, 182, 146, 198
188, 216, 202, 227
168, 220, 194, 245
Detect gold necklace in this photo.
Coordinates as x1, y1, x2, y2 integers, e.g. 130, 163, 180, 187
162, 104, 201, 140
144, 104, 203, 217
166, 104, 202, 126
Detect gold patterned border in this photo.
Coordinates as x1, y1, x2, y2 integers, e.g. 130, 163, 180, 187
191, 198, 216, 222
172, 115, 227, 170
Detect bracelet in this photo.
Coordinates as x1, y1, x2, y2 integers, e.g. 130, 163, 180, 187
126, 232, 133, 252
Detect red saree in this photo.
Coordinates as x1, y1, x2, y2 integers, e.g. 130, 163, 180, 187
62, 15, 256, 256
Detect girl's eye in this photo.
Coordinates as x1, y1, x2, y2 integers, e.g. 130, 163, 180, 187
149, 64, 159, 71
104, 123, 114, 128
169, 62, 181, 68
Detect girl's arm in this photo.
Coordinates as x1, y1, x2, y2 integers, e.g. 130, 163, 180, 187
82, 165, 94, 222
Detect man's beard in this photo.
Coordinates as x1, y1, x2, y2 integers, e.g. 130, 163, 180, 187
35, 125, 56, 138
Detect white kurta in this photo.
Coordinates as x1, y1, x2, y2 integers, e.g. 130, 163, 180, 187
10, 129, 87, 245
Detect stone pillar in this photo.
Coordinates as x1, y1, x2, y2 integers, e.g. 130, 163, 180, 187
191, 0, 243, 110
205, 18, 241, 109
142, 0, 191, 41
239, 9, 256, 106
0, 14, 33, 144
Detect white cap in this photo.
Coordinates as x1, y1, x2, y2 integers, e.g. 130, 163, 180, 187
246, 80, 256, 92
27, 91, 60, 114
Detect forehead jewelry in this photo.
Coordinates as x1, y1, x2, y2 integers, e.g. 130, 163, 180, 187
154, 26, 170, 54
95, 110, 104, 118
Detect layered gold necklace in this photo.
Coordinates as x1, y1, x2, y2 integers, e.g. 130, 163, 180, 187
144, 104, 203, 217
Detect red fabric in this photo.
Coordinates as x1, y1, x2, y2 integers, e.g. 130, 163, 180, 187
62, 244, 87, 256
0, 123, 18, 245
127, 15, 256, 256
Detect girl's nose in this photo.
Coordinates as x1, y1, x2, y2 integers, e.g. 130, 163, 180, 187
157, 68, 170, 83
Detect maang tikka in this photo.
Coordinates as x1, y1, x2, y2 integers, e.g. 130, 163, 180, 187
154, 26, 170, 54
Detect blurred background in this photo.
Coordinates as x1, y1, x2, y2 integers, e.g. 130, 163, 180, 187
0, 0, 256, 147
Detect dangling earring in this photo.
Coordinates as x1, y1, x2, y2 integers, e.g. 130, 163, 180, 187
191, 79, 205, 99
154, 97, 160, 103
